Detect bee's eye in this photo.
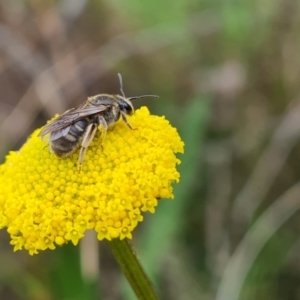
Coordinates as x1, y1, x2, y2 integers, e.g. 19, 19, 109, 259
118, 99, 134, 115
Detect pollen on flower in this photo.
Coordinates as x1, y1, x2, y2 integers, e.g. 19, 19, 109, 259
0, 107, 184, 255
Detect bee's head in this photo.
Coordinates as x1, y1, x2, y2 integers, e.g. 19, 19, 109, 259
116, 97, 134, 116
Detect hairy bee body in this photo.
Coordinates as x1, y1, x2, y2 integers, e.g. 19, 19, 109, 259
39, 75, 158, 171
49, 95, 122, 158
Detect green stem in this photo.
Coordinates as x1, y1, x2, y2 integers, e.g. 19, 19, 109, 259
107, 239, 160, 300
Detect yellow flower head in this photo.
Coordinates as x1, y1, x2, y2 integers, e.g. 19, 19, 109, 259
0, 107, 184, 255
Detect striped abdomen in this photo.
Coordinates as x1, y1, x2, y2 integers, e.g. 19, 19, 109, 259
50, 119, 89, 157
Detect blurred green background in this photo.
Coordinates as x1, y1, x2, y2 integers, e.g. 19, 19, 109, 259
1, 0, 300, 299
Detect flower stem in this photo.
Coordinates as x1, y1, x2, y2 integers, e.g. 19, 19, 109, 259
107, 239, 160, 300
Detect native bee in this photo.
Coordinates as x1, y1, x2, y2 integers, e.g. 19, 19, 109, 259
39, 74, 159, 171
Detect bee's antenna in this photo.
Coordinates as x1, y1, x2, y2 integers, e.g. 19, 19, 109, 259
128, 95, 159, 101
118, 73, 159, 100
118, 73, 126, 98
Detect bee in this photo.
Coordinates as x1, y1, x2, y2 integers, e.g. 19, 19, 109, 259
39, 73, 159, 171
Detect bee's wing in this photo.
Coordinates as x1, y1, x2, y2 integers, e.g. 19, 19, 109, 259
48, 127, 71, 141
38, 103, 110, 140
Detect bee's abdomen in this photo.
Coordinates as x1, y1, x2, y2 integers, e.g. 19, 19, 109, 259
51, 119, 88, 157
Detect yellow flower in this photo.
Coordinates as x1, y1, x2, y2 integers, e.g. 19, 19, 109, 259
0, 107, 184, 255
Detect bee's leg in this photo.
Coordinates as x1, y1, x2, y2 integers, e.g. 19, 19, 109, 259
43, 144, 51, 153
78, 123, 98, 171
121, 112, 136, 130
97, 116, 108, 144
